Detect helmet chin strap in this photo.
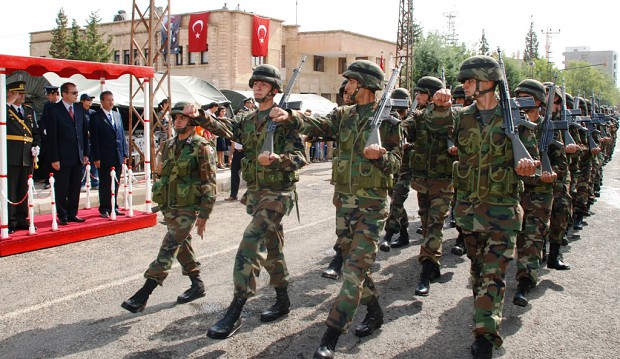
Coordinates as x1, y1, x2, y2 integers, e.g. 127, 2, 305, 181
255, 89, 277, 103
472, 80, 495, 98
348, 86, 361, 103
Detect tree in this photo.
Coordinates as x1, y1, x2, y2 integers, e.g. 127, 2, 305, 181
563, 60, 620, 106
523, 20, 539, 62
67, 19, 84, 60
49, 8, 70, 59
80, 11, 113, 62
478, 29, 489, 55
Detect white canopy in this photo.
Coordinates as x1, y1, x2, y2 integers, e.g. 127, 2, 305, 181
222, 90, 338, 115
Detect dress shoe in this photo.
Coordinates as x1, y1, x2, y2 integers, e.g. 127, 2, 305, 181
58, 218, 69, 225
68, 216, 86, 223
17, 223, 34, 230
100, 212, 110, 218
8, 227, 15, 234
224, 196, 238, 201
115, 211, 126, 216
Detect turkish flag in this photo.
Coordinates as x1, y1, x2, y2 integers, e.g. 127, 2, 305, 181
188, 12, 209, 52
252, 16, 270, 57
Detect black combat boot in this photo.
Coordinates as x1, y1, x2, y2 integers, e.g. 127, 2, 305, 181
561, 234, 569, 246
573, 212, 584, 231
513, 277, 533, 307
379, 231, 393, 252
260, 286, 290, 322
547, 243, 571, 270
416, 227, 423, 234
354, 298, 384, 337
121, 279, 158, 313
451, 231, 465, 256
415, 260, 440, 296
390, 227, 410, 248
207, 296, 247, 339
313, 326, 342, 359
471, 336, 493, 359
321, 249, 343, 280
177, 275, 206, 304
449, 208, 457, 228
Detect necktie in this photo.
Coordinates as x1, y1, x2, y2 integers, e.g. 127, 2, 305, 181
109, 113, 116, 130
69, 106, 74, 120
17, 108, 22, 118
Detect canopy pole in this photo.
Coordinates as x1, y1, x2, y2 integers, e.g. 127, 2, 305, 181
0, 71, 8, 239
144, 79, 152, 213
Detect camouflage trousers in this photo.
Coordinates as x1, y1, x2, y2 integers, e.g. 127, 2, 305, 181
233, 189, 294, 299
573, 162, 592, 214
145, 209, 200, 285
516, 187, 553, 283
411, 178, 453, 265
549, 178, 572, 245
384, 171, 413, 234
591, 155, 602, 198
326, 192, 387, 333
463, 229, 516, 348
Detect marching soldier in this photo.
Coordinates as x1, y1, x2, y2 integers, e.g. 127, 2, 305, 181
121, 102, 217, 313
6, 81, 40, 233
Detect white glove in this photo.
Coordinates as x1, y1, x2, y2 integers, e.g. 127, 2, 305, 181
31, 146, 40, 157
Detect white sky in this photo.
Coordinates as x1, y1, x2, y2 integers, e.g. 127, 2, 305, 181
1, 0, 619, 84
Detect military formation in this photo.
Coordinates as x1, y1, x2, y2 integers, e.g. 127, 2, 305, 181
114, 55, 618, 359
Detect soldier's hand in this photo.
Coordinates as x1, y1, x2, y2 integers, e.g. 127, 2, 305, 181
196, 217, 207, 238
363, 144, 386, 160
591, 146, 602, 155
258, 151, 280, 166
541, 171, 557, 183
448, 145, 458, 156
270, 107, 290, 122
51, 161, 60, 171
432, 89, 452, 108
183, 103, 200, 118
565, 143, 578, 154
515, 158, 539, 177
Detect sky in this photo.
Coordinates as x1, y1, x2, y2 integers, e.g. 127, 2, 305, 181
2, 0, 619, 84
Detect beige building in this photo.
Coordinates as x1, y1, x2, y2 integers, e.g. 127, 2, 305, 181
30, 8, 395, 104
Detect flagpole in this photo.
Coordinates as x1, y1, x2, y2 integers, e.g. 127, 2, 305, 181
296, 0, 298, 25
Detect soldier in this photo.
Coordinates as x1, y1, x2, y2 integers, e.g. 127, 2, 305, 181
431, 55, 539, 358
186, 64, 307, 339
272, 60, 402, 359
35, 85, 59, 186
6, 81, 41, 233
121, 102, 216, 313
405, 76, 454, 297
380, 87, 413, 251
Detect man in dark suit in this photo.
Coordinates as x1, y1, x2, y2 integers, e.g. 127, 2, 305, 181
90, 91, 128, 218
36, 85, 60, 187
46, 82, 89, 225
6, 81, 41, 233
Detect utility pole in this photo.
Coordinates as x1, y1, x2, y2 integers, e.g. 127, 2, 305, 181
443, 11, 458, 46
541, 27, 560, 81
396, 0, 414, 90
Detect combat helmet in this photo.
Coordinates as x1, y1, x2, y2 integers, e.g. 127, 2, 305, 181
452, 84, 466, 99
171, 101, 200, 126
391, 87, 411, 109
248, 64, 283, 92
414, 76, 445, 97
342, 60, 384, 92
457, 55, 502, 82
515, 79, 546, 104
565, 93, 575, 108
338, 79, 348, 98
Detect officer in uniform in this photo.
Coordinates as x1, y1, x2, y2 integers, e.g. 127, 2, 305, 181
35, 85, 60, 185
431, 56, 539, 358
272, 60, 402, 359
186, 64, 307, 339
121, 102, 217, 313
406, 76, 454, 297
6, 81, 40, 233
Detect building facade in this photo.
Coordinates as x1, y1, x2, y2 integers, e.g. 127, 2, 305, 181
563, 47, 618, 84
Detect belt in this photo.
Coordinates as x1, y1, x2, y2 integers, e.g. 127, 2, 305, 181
7, 135, 33, 143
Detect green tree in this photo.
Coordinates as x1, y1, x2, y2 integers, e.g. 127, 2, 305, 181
523, 20, 539, 62
412, 32, 473, 89
563, 60, 620, 106
67, 19, 84, 60
478, 29, 489, 55
80, 11, 113, 62
49, 8, 70, 59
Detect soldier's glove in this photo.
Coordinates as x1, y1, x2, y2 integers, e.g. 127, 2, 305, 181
31, 146, 40, 157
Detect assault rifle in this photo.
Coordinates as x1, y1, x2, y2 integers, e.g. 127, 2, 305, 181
497, 48, 535, 165
538, 81, 567, 174
260, 56, 307, 153
556, 79, 577, 146
364, 59, 405, 148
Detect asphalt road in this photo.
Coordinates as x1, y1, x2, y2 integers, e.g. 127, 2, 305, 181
1, 156, 619, 359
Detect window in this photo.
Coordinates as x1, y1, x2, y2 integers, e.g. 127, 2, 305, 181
338, 57, 347, 74
201, 51, 209, 64
187, 47, 196, 65
123, 50, 130, 65
133, 49, 139, 65
114, 50, 120, 63
281, 45, 286, 68
355, 56, 368, 60
313, 56, 325, 72
144, 48, 149, 63
252, 56, 265, 67
175, 47, 183, 66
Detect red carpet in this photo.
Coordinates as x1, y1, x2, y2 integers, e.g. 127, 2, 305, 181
0, 208, 157, 256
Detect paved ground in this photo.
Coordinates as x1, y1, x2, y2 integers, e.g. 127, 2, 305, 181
0, 156, 619, 359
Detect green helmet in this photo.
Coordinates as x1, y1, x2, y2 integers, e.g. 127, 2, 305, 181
338, 79, 348, 98
452, 84, 466, 99
515, 79, 546, 104
171, 101, 200, 126
565, 93, 574, 108
248, 64, 282, 92
414, 76, 445, 97
457, 55, 502, 83
391, 87, 411, 109
342, 60, 384, 92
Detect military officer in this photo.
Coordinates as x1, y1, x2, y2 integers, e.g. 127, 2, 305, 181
6, 81, 41, 233
121, 102, 217, 313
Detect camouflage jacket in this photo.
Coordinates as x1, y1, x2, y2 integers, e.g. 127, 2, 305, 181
288, 103, 402, 199
153, 133, 217, 218
198, 107, 307, 192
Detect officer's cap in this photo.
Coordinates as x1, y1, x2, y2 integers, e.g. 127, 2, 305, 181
7, 81, 25, 93
80, 93, 95, 101
45, 85, 59, 95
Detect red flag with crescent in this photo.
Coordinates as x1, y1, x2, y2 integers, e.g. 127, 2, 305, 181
252, 15, 270, 57
188, 12, 209, 52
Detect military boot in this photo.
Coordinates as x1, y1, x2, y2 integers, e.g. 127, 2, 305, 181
354, 298, 384, 337
561, 234, 569, 246
451, 231, 465, 256
321, 249, 343, 280
177, 275, 206, 304
573, 212, 584, 231
121, 279, 158, 313
207, 296, 247, 339
471, 336, 493, 359
449, 208, 457, 228
547, 243, 571, 270
513, 277, 533, 307
379, 231, 393, 252
260, 286, 290, 322
390, 228, 410, 248
415, 260, 440, 296
313, 326, 341, 359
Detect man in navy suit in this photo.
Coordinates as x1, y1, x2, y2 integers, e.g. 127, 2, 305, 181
90, 91, 128, 217
46, 82, 89, 225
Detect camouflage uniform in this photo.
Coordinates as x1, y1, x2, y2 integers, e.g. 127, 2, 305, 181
548, 121, 574, 247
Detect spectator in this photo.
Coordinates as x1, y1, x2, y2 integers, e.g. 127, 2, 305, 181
215, 106, 228, 169
77, 93, 99, 191
38, 85, 60, 188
